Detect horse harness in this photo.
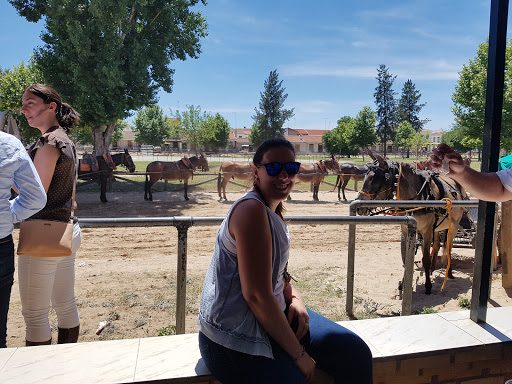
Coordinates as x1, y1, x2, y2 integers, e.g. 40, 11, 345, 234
361, 161, 463, 231
315, 160, 327, 174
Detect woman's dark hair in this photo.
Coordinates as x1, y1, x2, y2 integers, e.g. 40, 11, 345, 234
24, 84, 80, 130
252, 138, 296, 220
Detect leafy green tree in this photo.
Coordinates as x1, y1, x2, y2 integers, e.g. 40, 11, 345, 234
394, 121, 415, 158
322, 116, 358, 157
202, 112, 230, 151
250, 69, 294, 147
374, 64, 397, 157
0, 61, 43, 143
176, 105, 208, 152
441, 128, 474, 154
409, 132, 430, 159
71, 120, 125, 146
452, 38, 512, 151
397, 79, 429, 132
351, 106, 378, 150
10, 0, 208, 155
134, 105, 171, 146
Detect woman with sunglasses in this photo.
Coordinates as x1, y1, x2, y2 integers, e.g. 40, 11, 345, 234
197, 138, 373, 383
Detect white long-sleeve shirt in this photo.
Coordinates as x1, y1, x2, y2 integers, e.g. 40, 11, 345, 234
0, 131, 47, 238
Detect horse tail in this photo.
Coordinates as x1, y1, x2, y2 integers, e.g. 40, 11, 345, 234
145, 172, 149, 195
334, 174, 340, 189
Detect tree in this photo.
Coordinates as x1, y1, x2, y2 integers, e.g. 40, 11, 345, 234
351, 106, 378, 150
322, 116, 358, 157
452, 38, 512, 151
250, 69, 294, 147
409, 132, 430, 159
202, 113, 230, 151
374, 64, 397, 157
0, 61, 43, 143
176, 105, 207, 152
441, 129, 474, 154
11, 0, 208, 155
394, 121, 415, 158
133, 104, 171, 146
71, 120, 126, 146
397, 79, 429, 132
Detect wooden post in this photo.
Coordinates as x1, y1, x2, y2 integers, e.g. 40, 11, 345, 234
501, 201, 512, 288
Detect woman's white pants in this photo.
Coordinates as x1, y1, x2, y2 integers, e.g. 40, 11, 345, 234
18, 222, 81, 342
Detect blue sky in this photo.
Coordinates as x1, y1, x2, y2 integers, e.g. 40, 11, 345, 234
0, 1, 509, 132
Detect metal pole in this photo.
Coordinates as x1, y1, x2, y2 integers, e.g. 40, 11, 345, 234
471, 0, 509, 323
402, 223, 416, 315
175, 219, 192, 334
347, 206, 357, 317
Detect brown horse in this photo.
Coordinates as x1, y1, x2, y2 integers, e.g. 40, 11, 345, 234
78, 148, 136, 203
217, 161, 253, 201
293, 156, 339, 201
334, 163, 368, 201
356, 152, 466, 295
144, 154, 209, 201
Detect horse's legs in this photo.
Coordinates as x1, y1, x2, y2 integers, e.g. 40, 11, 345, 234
313, 182, 319, 201
217, 173, 223, 200
99, 174, 108, 203
184, 180, 189, 200
421, 231, 433, 295
342, 177, 350, 201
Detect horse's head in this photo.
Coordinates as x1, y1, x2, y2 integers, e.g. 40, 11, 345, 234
356, 154, 397, 215
198, 153, 209, 172
324, 155, 339, 171
122, 148, 136, 173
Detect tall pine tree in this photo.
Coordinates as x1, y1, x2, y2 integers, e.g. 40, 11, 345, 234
374, 64, 397, 157
250, 70, 294, 147
397, 79, 428, 132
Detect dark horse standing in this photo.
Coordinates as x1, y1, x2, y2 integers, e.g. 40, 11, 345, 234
334, 162, 368, 201
144, 154, 209, 201
78, 148, 136, 203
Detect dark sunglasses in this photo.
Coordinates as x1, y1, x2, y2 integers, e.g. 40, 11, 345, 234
256, 162, 301, 176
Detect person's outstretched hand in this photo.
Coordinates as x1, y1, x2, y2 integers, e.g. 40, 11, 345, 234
430, 143, 466, 176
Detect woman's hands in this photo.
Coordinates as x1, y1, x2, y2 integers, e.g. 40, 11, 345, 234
287, 295, 309, 340
295, 349, 316, 382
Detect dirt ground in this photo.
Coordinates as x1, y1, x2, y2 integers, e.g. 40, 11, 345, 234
6, 187, 512, 347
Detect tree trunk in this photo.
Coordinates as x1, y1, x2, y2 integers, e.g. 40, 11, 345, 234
92, 121, 117, 156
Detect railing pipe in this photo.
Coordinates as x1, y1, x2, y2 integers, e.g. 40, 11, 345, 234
79, 215, 419, 332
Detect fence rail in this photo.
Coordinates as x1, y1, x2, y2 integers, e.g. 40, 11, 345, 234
79, 214, 417, 334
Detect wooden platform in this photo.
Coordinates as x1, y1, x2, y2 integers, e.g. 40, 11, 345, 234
1, 307, 511, 383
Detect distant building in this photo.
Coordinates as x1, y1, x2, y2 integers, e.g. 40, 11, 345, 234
116, 125, 136, 148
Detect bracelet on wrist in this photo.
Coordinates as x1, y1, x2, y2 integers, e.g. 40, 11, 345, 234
292, 345, 306, 363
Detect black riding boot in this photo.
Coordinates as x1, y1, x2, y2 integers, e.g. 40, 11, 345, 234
58, 325, 80, 344
26, 339, 51, 346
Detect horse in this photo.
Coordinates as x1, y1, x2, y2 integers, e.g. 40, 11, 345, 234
356, 151, 466, 295
144, 153, 209, 201
217, 161, 253, 201
292, 156, 339, 201
78, 148, 136, 203
334, 163, 368, 201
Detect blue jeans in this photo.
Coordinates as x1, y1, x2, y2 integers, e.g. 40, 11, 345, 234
199, 308, 373, 384
0, 236, 14, 348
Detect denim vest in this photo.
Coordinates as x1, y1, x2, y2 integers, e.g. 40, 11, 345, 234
197, 191, 289, 358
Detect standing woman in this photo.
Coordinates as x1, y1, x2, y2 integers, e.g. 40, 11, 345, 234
19, 84, 81, 346
197, 138, 373, 383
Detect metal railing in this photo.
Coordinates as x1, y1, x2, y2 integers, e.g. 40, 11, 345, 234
348, 199, 484, 319
78, 214, 418, 333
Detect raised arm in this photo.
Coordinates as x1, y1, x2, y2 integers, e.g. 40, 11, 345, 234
431, 143, 512, 202
229, 199, 316, 380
